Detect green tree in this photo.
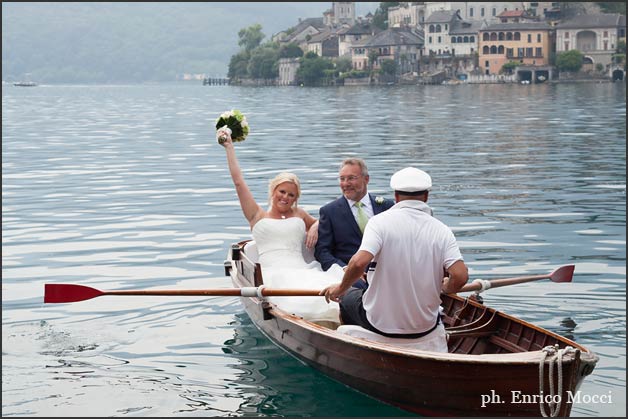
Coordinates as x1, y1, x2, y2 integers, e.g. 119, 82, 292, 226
556, 50, 584, 72
399, 53, 408, 74
372, 2, 399, 30
238, 24, 264, 52
247, 46, 279, 79
296, 54, 333, 86
279, 42, 304, 58
613, 40, 626, 68
380, 58, 397, 75
500, 61, 518, 74
368, 49, 379, 70
335, 56, 353, 74
228, 50, 250, 79
597, 2, 626, 14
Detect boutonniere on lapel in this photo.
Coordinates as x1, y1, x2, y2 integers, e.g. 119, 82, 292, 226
375, 196, 385, 205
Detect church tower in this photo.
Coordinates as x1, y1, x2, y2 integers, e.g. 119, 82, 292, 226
332, 2, 355, 25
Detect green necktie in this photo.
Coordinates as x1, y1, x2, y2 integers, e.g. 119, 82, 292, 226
355, 201, 368, 234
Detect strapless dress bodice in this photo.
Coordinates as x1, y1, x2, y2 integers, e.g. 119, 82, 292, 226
252, 217, 310, 268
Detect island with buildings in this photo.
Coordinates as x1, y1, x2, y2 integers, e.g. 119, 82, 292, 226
209, 2, 626, 86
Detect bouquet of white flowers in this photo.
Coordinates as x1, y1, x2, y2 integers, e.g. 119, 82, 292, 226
215, 109, 249, 144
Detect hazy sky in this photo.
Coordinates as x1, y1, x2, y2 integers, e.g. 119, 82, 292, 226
225, 2, 380, 37
261, 2, 380, 27
288, 2, 380, 17
2, 2, 383, 82
353, 2, 380, 16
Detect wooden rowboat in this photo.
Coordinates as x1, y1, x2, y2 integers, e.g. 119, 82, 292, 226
225, 240, 598, 417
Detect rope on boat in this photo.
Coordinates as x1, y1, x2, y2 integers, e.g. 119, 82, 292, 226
539, 344, 575, 417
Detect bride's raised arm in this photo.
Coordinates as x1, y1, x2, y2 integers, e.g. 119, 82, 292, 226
219, 130, 264, 227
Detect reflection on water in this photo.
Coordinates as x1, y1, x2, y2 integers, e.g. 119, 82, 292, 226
222, 313, 413, 417
558, 317, 578, 341
2, 83, 625, 416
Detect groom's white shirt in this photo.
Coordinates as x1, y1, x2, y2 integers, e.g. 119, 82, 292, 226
345, 191, 374, 220
335, 192, 374, 271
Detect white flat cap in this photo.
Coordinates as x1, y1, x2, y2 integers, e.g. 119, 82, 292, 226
390, 167, 432, 192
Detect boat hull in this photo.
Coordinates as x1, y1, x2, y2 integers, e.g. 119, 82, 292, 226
226, 241, 598, 417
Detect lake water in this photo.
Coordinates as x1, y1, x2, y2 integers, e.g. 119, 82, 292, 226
2, 82, 626, 417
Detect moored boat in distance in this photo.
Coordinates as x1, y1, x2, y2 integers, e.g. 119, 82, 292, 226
225, 240, 598, 417
13, 81, 38, 87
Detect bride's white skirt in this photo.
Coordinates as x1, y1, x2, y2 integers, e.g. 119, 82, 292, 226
261, 262, 343, 323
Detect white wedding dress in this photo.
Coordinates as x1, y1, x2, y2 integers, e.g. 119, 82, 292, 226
251, 217, 343, 322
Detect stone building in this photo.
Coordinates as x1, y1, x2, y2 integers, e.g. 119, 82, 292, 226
555, 13, 626, 69
433, 2, 526, 23
361, 28, 424, 74
388, 3, 426, 28
324, 2, 355, 26
338, 22, 380, 57
479, 21, 554, 75
277, 58, 300, 86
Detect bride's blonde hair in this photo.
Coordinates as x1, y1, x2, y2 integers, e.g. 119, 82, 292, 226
268, 172, 301, 208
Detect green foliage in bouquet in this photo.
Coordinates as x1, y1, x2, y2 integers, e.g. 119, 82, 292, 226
215, 109, 249, 144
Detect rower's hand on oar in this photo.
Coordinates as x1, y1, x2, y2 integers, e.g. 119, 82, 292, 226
321, 284, 343, 303
442, 276, 454, 294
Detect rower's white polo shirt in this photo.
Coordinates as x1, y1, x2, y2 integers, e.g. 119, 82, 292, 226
358, 200, 463, 335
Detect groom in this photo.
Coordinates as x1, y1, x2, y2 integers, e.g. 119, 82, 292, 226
315, 158, 394, 289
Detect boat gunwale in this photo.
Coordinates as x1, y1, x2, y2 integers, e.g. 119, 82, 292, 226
247, 299, 597, 364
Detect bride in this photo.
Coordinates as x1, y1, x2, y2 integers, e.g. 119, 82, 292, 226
219, 128, 343, 322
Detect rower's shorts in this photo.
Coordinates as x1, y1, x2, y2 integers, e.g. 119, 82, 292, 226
339, 286, 440, 339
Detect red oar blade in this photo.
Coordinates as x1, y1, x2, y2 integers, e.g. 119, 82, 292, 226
44, 284, 104, 303
549, 264, 575, 283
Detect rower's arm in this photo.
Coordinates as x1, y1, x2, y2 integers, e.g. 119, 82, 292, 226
321, 250, 373, 303
442, 260, 469, 294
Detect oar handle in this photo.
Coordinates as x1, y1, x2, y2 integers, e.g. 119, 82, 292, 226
457, 265, 574, 293
460, 274, 548, 293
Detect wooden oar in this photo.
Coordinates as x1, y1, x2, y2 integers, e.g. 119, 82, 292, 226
44, 283, 322, 304
45, 265, 575, 303
457, 264, 574, 293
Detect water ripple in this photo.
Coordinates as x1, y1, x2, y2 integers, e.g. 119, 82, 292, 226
2, 82, 625, 417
